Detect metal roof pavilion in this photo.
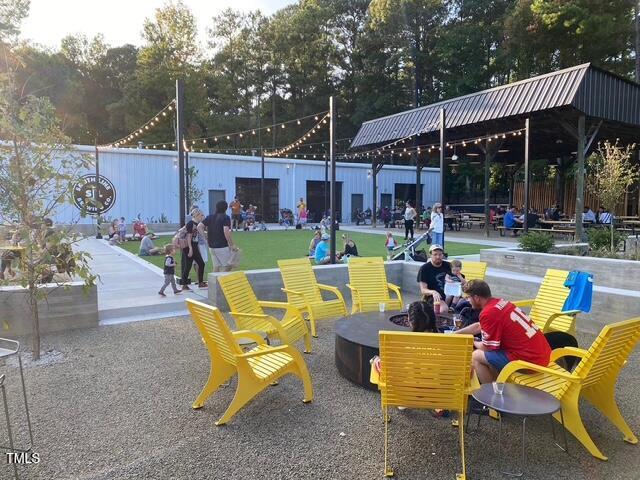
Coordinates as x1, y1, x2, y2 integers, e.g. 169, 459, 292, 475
348, 64, 640, 238
351, 63, 640, 151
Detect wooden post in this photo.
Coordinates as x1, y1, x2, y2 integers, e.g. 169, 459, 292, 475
575, 115, 586, 241
439, 108, 446, 206
176, 79, 186, 226
524, 118, 530, 233
329, 97, 337, 263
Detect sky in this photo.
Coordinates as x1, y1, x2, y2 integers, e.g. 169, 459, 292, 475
20, 0, 295, 49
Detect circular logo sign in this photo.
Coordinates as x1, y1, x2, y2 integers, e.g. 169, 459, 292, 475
72, 174, 116, 216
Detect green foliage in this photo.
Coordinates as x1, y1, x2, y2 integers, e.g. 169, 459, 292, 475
587, 227, 627, 252
519, 231, 555, 253
0, 70, 96, 359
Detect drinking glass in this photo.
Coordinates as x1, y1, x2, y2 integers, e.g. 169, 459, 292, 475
492, 382, 505, 395
379, 302, 386, 313
453, 314, 462, 330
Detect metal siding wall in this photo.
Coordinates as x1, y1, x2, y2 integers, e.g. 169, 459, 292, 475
50, 148, 441, 225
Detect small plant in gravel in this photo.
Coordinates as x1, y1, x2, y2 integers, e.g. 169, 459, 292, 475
587, 227, 627, 252
519, 231, 555, 253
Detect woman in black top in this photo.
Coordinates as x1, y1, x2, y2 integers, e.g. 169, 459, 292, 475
181, 208, 207, 289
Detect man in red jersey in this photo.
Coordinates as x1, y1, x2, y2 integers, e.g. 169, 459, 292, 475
455, 280, 551, 383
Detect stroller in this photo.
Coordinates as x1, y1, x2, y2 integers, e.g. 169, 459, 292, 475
279, 209, 294, 229
389, 231, 431, 262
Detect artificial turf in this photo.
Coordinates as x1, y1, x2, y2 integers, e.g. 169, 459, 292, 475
117, 229, 492, 274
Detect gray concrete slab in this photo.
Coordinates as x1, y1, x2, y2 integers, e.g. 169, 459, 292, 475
7, 315, 639, 479
78, 238, 207, 324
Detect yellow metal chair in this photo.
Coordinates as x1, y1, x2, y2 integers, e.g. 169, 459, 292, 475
497, 317, 640, 460
346, 257, 403, 314
460, 260, 487, 281
513, 268, 581, 335
186, 299, 313, 425
218, 272, 312, 353
278, 257, 347, 337
378, 331, 474, 478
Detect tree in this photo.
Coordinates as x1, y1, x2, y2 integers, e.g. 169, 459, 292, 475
0, 72, 96, 359
586, 141, 639, 251
0, 0, 29, 43
186, 166, 203, 208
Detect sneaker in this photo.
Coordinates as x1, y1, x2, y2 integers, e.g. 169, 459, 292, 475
158, 292, 166, 297
198, 282, 208, 288
432, 409, 450, 418
173, 290, 181, 295
181, 285, 192, 291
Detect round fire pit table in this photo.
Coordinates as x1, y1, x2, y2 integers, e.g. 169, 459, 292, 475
334, 311, 454, 390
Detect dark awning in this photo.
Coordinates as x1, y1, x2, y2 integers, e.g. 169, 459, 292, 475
351, 64, 640, 150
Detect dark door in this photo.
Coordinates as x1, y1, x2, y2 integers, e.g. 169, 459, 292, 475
351, 194, 363, 221
235, 178, 279, 222
306, 180, 342, 222
208, 190, 226, 215
381, 193, 393, 209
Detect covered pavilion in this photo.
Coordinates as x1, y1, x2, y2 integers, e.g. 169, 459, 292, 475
348, 63, 640, 239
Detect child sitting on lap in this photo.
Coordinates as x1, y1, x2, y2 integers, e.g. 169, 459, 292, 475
444, 259, 467, 308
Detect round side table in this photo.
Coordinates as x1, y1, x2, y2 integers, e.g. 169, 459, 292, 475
472, 383, 568, 477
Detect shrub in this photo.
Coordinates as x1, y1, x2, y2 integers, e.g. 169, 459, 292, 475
587, 227, 627, 252
519, 231, 555, 253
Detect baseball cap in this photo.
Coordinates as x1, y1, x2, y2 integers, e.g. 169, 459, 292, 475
429, 244, 444, 253
321, 233, 330, 240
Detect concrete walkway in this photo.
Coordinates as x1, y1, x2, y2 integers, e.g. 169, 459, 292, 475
79, 238, 207, 325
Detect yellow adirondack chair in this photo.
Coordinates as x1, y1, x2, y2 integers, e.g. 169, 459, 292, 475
218, 272, 312, 353
186, 299, 313, 425
379, 331, 474, 478
497, 317, 640, 460
460, 260, 487, 281
346, 257, 403, 314
278, 258, 347, 337
513, 268, 581, 335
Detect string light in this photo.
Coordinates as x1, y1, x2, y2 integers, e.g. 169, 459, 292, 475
101, 99, 175, 148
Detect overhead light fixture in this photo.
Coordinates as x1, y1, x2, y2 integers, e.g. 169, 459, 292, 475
498, 149, 509, 153
467, 153, 480, 157
451, 154, 459, 161
506, 163, 517, 167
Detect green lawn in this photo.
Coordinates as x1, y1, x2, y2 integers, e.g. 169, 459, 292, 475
118, 230, 492, 274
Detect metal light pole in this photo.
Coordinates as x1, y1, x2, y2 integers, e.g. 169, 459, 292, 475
329, 97, 337, 263
94, 143, 102, 239
176, 79, 186, 226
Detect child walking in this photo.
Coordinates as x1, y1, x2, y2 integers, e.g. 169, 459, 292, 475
159, 244, 181, 297
384, 231, 397, 260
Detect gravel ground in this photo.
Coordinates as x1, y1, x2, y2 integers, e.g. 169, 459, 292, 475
1, 316, 639, 480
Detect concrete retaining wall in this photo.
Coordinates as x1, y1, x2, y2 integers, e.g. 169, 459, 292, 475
208, 261, 404, 312
480, 248, 640, 291
208, 256, 640, 335
0, 282, 98, 337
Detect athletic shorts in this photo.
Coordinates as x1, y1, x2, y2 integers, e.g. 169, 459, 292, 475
484, 350, 511, 372
210, 246, 240, 268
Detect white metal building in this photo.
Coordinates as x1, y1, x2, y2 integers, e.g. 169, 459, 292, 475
54, 146, 441, 225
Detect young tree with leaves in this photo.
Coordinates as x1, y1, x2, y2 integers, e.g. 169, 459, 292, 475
0, 71, 96, 359
586, 141, 640, 252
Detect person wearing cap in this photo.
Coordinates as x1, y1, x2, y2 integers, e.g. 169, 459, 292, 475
314, 232, 333, 265
428, 203, 445, 247
139, 232, 161, 256
417, 244, 451, 304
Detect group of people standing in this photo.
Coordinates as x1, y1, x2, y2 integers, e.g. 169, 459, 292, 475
158, 202, 241, 297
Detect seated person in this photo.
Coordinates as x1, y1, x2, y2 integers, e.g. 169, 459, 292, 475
455, 280, 552, 384
444, 259, 467, 308
597, 206, 612, 224
417, 244, 450, 313
0, 231, 22, 280
314, 233, 334, 265
139, 233, 162, 256
503, 206, 521, 236
133, 220, 148, 239
338, 234, 358, 260
308, 230, 322, 257
408, 297, 438, 333
582, 206, 596, 223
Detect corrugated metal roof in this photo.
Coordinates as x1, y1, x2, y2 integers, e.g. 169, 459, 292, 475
351, 64, 640, 149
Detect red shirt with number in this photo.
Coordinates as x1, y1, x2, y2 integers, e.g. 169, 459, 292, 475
480, 298, 551, 366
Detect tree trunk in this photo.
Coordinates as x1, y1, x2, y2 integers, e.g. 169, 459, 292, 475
29, 281, 41, 361
611, 223, 615, 253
